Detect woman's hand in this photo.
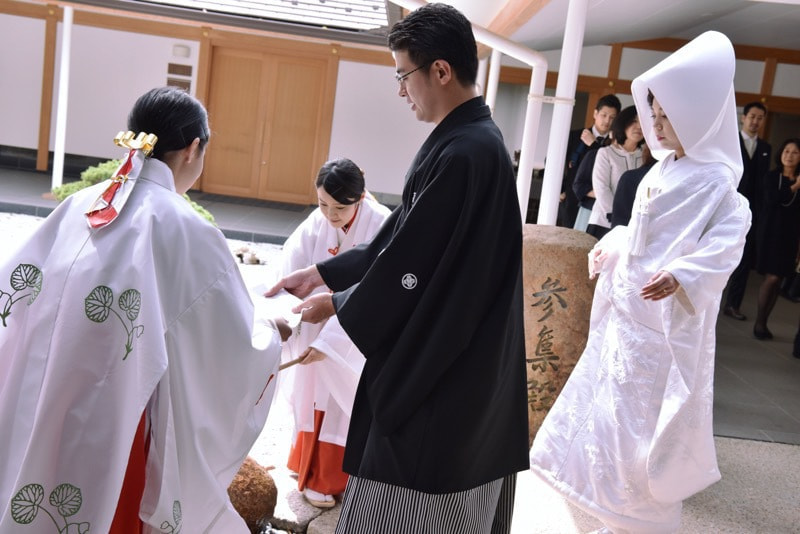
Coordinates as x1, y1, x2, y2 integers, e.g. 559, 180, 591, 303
274, 317, 292, 341
265, 265, 324, 299
299, 347, 326, 365
641, 270, 680, 301
588, 246, 608, 279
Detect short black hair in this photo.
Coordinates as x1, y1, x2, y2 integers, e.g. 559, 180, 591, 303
774, 138, 800, 177
315, 158, 365, 205
387, 2, 478, 87
743, 101, 767, 116
610, 105, 638, 145
127, 87, 209, 161
595, 94, 621, 112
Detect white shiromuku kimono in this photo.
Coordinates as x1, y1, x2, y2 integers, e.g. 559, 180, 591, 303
280, 197, 390, 448
0, 157, 281, 533
530, 31, 750, 534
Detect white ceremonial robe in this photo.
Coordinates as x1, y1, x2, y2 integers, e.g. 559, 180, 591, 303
530, 155, 750, 533
280, 198, 390, 446
0, 158, 281, 533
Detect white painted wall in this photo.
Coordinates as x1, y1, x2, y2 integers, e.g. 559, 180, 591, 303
328, 60, 432, 196
774, 63, 800, 99
51, 23, 200, 160
735, 59, 765, 94
0, 14, 199, 160
0, 15, 45, 148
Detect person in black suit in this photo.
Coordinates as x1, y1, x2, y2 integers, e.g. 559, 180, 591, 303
723, 101, 772, 320
558, 94, 621, 228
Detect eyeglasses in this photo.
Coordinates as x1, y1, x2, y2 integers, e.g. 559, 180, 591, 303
395, 64, 428, 85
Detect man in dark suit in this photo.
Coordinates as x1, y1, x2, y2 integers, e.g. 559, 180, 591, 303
558, 94, 621, 228
724, 101, 772, 320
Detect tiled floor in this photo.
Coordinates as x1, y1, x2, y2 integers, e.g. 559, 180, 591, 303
2, 166, 800, 447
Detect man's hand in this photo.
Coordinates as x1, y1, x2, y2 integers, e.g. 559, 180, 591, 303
292, 292, 335, 324
580, 128, 596, 146
265, 265, 324, 299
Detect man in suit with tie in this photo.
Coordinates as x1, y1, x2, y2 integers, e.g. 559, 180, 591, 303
724, 101, 772, 320
558, 94, 621, 228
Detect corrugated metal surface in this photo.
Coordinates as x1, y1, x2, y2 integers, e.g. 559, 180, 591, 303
138, 0, 388, 30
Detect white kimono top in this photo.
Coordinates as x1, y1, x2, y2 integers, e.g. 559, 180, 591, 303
280, 197, 390, 446
589, 144, 643, 228
531, 31, 750, 533
0, 158, 281, 533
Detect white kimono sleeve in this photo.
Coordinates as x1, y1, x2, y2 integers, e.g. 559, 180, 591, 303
308, 314, 365, 419
141, 265, 281, 533
663, 187, 750, 318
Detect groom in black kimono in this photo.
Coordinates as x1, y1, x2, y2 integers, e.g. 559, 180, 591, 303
269, 3, 528, 532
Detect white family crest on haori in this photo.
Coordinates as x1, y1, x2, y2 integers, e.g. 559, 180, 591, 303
401, 273, 417, 289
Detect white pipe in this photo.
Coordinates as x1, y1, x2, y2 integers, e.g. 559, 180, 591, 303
536, 0, 589, 225
515, 70, 546, 220
485, 48, 502, 114
390, 0, 548, 221
477, 56, 489, 96
52, 6, 73, 190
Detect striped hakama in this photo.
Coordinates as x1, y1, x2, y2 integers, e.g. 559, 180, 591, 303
334, 473, 517, 534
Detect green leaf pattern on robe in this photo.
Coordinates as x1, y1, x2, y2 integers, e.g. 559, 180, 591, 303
0, 263, 42, 327
10, 482, 181, 532
10, 483, 90, 532
84, 285, 144, 359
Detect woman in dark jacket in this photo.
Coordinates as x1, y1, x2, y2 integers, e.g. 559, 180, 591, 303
753, 137, 800, 339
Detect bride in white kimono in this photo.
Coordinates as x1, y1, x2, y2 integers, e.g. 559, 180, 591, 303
530, 32, 750, 533
279, 158, 390, 508
0, 87, 288, 533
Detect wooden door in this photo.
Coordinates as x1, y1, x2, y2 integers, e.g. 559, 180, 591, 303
203, 47, 268, 198
259, 54, 330, 203
201, 43, 336, 204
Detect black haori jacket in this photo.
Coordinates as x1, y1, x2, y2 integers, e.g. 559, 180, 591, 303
317, 97, 529, 493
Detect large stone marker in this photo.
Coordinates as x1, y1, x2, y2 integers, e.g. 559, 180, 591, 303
522, 224, 597, 446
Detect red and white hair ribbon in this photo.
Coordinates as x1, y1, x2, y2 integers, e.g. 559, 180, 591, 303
85, 131, 157, 229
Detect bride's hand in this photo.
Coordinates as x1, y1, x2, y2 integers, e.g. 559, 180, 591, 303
588, 246, 608, 280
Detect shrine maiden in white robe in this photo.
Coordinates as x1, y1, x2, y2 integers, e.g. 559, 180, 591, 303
280, 197, 390, 447
0, 157, 281, 532
530, 31, 750, 533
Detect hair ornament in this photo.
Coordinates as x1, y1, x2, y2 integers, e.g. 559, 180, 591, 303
114, 131, 158, 156
84, 132, 155, 229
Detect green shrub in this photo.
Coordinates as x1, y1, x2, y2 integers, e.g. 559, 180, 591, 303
52, 159, 216, 225
183, 194, 215, 224
81, 159, 122, 185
